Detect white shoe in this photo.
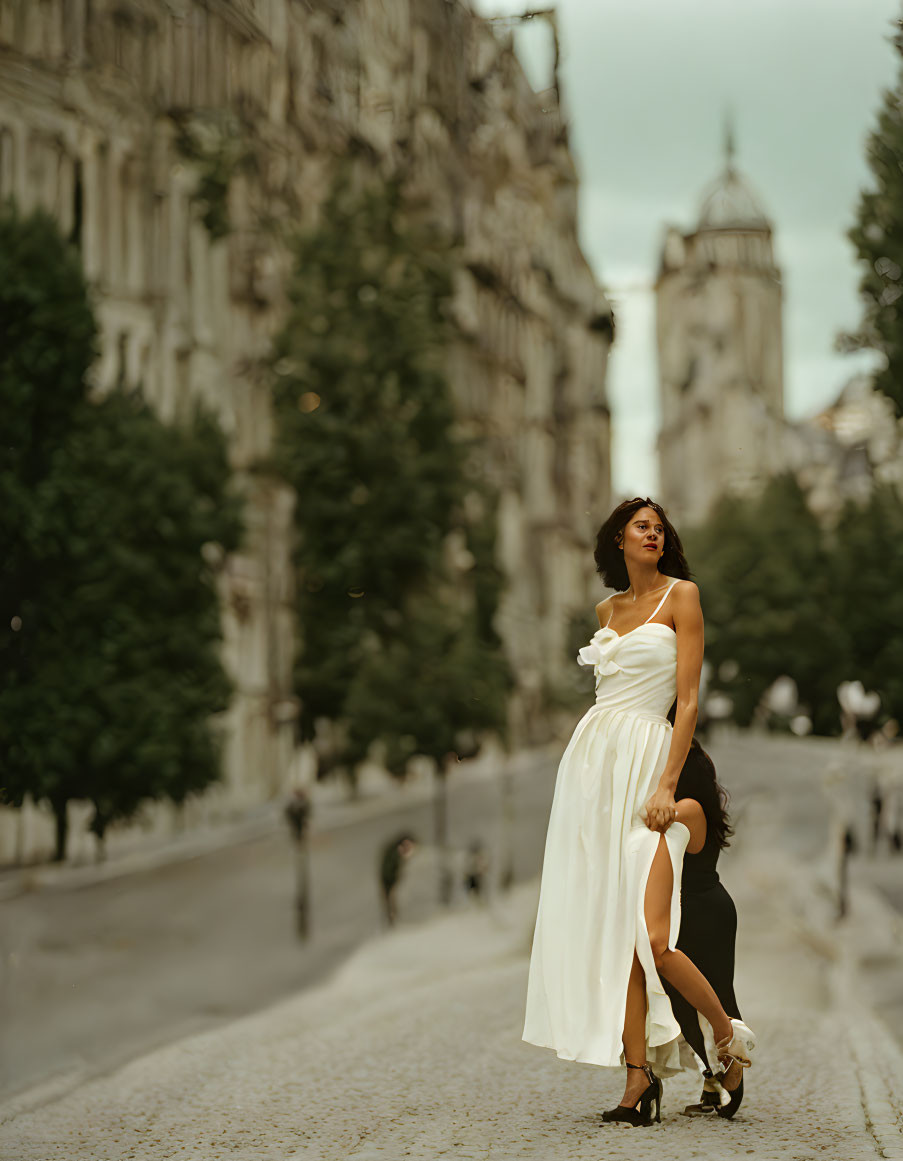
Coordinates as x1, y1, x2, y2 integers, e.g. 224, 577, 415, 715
701, 1017, 755, 1073
716, 1019, 755, 1067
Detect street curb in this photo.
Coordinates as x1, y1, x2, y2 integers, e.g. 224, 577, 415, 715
0, 1067, 94, 1128
842, 1003, 903, 1161
831, 886, 903, 1160
741, 842, 903, 1157
809, 878, 903, 1159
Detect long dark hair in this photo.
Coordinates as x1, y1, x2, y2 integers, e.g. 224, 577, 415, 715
667, 708, 733, 850
593, 497, 691, 591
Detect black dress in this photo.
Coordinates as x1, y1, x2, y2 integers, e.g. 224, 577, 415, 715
663, 821, 742, 1067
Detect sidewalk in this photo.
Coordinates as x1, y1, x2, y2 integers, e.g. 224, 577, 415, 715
0, 744, 558, 902
2, 837, 901, 1159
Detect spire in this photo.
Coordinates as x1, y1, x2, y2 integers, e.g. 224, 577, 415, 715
724, 108, 736, 174
697, 110, 770, 231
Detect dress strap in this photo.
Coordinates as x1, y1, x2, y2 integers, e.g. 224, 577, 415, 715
642, 577, 680, 625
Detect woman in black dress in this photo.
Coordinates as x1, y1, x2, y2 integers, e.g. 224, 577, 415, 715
667, 733, 746, 1118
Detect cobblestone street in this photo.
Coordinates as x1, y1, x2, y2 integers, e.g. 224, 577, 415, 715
3, 735, 903, 1161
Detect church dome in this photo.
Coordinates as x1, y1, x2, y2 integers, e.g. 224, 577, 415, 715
697, 165, 770, 231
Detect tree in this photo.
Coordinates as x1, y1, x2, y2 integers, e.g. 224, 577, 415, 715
272, 175, 461, 748
841, 25, 903, 418
272, 171, 509, 801
686, 475, 842, 733
829, 485, 903, 730
0, 205, 242, 859
0, 204, 97, 636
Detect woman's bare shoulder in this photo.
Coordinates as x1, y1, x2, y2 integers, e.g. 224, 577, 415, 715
594, 595, 616, 627
671, 578, 700, 608
671, 577, 699, 597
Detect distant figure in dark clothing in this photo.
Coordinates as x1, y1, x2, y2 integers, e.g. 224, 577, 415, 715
379, 832, 416, 927
285, 787, 313, 938
665, 732, 746, 1119
464, 839, 489, 900
284, 787, 311, 841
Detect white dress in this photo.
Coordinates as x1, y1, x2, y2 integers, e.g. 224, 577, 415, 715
522, 576, 692, 1077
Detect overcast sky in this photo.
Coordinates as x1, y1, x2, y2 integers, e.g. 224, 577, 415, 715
473, 0, 900, 497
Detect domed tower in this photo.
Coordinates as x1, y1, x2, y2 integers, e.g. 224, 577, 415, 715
655, 126, 785, 526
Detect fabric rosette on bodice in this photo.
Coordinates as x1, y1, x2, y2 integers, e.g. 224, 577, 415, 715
577, 629, 623, 677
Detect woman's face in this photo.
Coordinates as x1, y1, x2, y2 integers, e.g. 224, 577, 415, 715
618, 506, 665, 566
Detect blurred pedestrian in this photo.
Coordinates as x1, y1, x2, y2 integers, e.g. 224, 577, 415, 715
664, 736, 746, 1119
463, 839, 489, 900
285, 787, 311, 841
838, 825, 855, 919
285, 787, 312, 938
379, 832, 416, 928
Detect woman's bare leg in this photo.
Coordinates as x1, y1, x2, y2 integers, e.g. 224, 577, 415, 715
618, 952, 651, 1106
646, 837, 743, 1091
616, 834, 739, 1105
644, 835, 733, 1046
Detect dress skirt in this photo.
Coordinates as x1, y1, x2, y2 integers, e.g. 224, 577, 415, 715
522, 699, 691, 1077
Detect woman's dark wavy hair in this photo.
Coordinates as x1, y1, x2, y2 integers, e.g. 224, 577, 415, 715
676, 741, 734, 851
667, 707, 734, 850
593, 497, 690, 591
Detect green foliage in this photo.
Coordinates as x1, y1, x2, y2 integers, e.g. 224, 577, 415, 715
830, 485, 903, 728
272, 172, 509, 779
842, 33, 903, 417
686, 475, 841, 733
0, 205, 242, 855
0, 203, 98, 625
687, 475, 903, 734
344, 593, 510, 776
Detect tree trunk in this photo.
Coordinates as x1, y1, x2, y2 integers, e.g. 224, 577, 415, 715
52, 799, 69, 863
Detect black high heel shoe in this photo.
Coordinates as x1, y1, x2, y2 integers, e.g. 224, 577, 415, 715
601, 1062, 662, 1126
681, 1073, 723, 1116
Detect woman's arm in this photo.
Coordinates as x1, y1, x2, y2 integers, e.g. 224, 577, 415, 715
675, 796, 707, 854
644, 581, 704, 832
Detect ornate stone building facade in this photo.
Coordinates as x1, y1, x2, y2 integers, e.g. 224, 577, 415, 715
656, 136, 785, 527
786, 375, 903, 522
0, 0, 611, 861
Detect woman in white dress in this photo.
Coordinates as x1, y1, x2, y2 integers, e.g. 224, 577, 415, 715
522, 498, 754, 1126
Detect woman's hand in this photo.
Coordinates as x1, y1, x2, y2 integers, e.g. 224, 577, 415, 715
643, 786, 678, 833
